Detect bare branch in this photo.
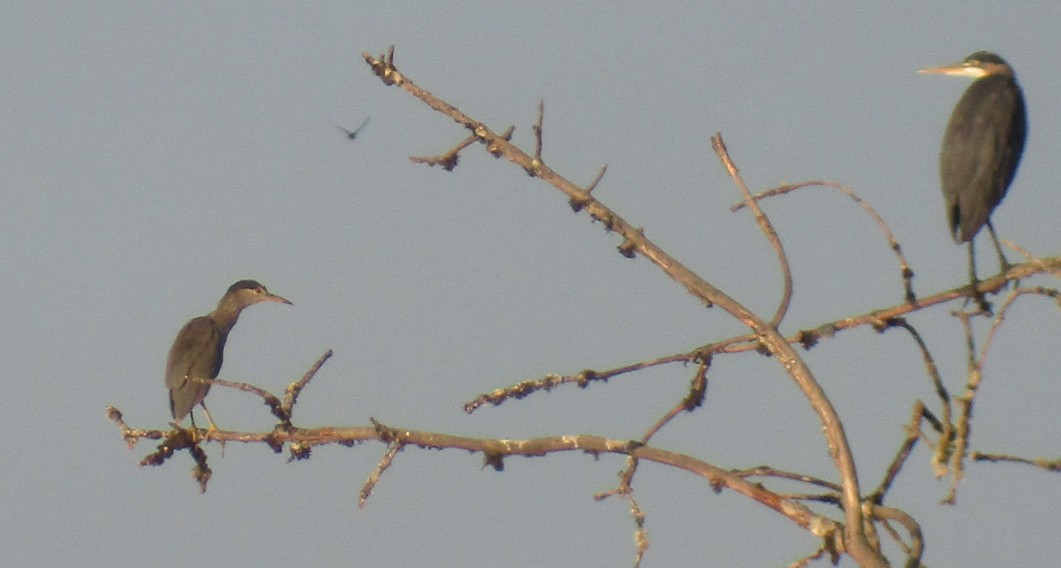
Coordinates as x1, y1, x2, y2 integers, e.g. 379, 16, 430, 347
881, 319, 954, 477
640, 359, 710, 443
361, 433, 402, 508
409, 134, 476, 170
113, 406, 851, 540
629, 493, 648, 568
571, 164, 608, 212
533, 99, 544, 162
1003, 239, 1061, 280
870, 402, 931, 502
873, 505, 924, 568
197, 377, 283, 420
969, 452, 1061, 472
944, 310, 980, 504
733, 180, 916, 304
360, 47, 886, 565
463, 350, 692, 413
712, 136, 793, 326
586, 164, 607, 194
732, 465, 842, 493
282, 349, 334, 418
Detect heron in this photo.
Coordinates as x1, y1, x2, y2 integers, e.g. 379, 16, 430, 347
166, 280, 292, 432
919, 51, 1027, 306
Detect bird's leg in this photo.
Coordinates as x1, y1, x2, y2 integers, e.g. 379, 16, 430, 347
167, 412, 204, 444
986, 220, 1015, 285
181, 411, 204, 443
199, 403, 226, 456
966, 240, 991, 313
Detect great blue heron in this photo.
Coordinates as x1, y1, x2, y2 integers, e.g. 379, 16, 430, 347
920, 51, 1026, 307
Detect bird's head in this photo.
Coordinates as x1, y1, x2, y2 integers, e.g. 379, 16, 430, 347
224, 280, 293, 309
919, 50, 1015, 79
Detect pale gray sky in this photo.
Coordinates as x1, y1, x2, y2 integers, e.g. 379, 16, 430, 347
3, 3, 1059, 566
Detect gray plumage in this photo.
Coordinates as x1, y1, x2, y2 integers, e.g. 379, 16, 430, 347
166, 280, 291, 427
923, 51, 1026, 243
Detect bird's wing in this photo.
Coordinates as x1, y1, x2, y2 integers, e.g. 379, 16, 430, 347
334, 118, 369, 139
165, 316, 223, 389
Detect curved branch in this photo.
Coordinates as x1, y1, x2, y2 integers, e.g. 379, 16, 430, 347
874, 505, 924, 568
712, 139, 793, 326
732, 180, 916, 304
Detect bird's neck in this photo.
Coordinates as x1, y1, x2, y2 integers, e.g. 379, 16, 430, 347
209, 300, 244, 334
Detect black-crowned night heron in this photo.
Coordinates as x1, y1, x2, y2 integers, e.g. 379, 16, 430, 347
166, 280, 291, 430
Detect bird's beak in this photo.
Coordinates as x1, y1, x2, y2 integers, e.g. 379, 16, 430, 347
264, 293, 293, 306
918, 64, 986, 79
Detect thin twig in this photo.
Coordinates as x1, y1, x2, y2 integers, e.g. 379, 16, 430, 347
944, 310, 979, 504
788, 545, 831, 568
361, 438, 403, 508
732, 465, 841, 493
977, 288, 1048, 371
731, 259, 1058, 355
713, 137, 793, 327
586, 164, 607, 194
1003, 239, 1061, 280
882, 319, 953, 477
873, 505, 924, 568
197, 377, 284, 420
533, 99, 544, 162
628, 492, 649, 568
282, 349, 334, 418
571, 164, 607, 212
410, 134, 477, 171
969, 452, 1061, 472
733, 180, 916, 304
463, 350, 693, 413
464, 272, 1057, 414
870, 402, 927, 502
639, 359, 709, 443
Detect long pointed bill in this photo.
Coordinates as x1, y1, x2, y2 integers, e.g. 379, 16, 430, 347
263, 293, 293, 305
918, 64, 987, 78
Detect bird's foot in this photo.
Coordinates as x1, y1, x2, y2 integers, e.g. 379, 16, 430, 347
203, 424, 226, 457
964, 285, 993, 315
999, 260, 1021, 290
168, 422, 205, 445
189, 426, 206, 444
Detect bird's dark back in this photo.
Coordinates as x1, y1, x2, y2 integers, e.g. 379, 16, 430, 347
940, 74, 1026, 242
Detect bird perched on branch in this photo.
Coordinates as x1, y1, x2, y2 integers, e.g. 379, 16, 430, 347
165, 280, 292, 431
919, 51, 1027, 302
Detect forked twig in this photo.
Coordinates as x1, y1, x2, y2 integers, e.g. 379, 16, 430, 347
713, 137, 793, 326
733, 180, 916, 304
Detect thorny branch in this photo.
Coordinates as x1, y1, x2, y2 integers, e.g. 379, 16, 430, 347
461, 273, 1059, 413
109, 402, 856, 540
361, 46, 889, 568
